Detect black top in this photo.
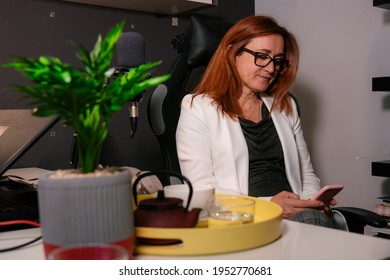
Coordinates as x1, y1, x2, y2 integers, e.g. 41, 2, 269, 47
239, 102, 292, 197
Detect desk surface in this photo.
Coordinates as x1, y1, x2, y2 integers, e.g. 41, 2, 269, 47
1, 221, 389, 260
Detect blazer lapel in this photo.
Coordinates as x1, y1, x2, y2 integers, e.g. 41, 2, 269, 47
223, 117, 249, 194
260, 93, 302, 193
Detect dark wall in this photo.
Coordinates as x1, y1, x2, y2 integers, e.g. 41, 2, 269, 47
0, 0, 254, 171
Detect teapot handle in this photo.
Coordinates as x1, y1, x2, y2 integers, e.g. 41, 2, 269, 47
132, 170, 193, 212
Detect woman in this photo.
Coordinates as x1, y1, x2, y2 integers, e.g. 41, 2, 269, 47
176, 15, 336, 226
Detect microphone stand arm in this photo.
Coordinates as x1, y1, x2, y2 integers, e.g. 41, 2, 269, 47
69, 132, 78, 169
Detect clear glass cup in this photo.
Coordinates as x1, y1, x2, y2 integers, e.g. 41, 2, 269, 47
207, 195, 255, 227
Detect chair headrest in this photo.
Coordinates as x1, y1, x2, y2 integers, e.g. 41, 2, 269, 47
187, 16, 232, 68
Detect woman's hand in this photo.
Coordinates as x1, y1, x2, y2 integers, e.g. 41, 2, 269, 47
323, 198, 337, 217
271, 191, 326, 219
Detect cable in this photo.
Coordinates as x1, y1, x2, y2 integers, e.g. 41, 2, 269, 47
0, 220, 41, 227
0, 220, 42, 253
0, 235, 42, 253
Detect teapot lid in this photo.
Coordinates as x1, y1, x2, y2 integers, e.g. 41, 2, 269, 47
138, 190, 183, 210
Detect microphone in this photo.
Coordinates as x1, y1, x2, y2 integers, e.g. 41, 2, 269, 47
116, 32, 145, 137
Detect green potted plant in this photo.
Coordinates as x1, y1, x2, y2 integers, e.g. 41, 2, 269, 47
3, 21, 170, 259
4, 21, 169, 174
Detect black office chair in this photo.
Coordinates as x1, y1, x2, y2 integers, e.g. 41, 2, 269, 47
147, 15, 387, 234
148, 15, 232, 183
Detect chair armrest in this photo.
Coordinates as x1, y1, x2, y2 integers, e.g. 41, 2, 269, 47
333, 207, 388, 233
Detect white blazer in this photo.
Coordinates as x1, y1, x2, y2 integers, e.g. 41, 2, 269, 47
176, 93, 321, 200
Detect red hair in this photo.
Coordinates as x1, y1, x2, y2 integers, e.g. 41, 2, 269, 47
192, 15, 299, 118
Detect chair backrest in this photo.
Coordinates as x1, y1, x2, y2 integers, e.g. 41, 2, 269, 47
148, 16, 232, 183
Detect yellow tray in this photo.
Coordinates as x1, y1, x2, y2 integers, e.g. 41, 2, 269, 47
134, 196, 283, 256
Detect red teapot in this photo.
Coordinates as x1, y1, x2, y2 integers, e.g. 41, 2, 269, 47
132, 171, 201, 228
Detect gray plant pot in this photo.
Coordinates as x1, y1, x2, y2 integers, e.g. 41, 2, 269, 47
38, 168, 134, 259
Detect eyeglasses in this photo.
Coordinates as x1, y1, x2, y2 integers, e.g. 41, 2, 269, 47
239, 47, 289, 71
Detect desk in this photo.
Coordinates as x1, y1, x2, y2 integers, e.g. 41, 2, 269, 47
1, 221, 389, 260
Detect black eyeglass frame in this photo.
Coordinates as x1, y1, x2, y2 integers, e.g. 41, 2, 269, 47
239, 47, 289, 71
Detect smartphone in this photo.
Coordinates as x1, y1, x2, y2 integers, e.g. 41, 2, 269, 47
310, 184, 344, 203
